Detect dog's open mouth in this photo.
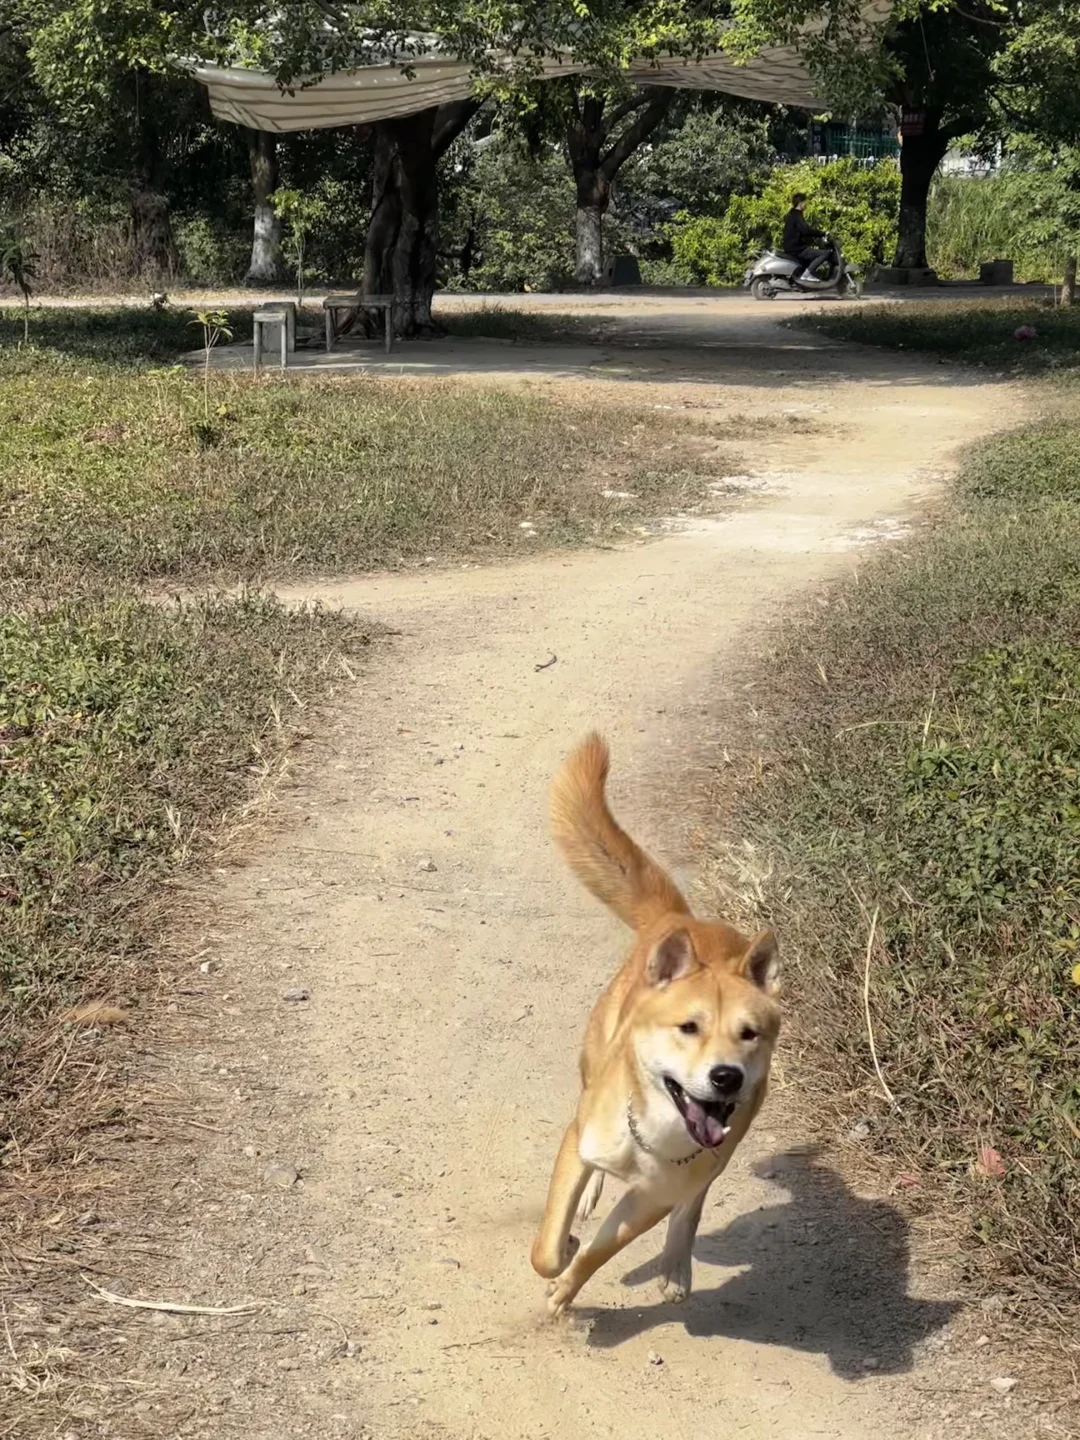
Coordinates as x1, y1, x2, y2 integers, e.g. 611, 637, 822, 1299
664, 1076, 734, 1149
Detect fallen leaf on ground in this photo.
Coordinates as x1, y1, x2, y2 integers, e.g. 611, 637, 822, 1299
976, 1145, 1007, 1180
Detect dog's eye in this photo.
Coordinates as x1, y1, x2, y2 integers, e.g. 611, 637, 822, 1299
678, 1020, 699, 1036
740, 1025, 759, 1042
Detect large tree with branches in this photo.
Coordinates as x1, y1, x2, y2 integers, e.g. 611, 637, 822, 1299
563, 83, 676, 282
876, 0, 1080, 274
361, 101, 481, 331
882, 3, 1008, 271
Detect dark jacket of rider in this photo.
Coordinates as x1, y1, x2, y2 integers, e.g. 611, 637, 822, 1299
781, 208, 824, 256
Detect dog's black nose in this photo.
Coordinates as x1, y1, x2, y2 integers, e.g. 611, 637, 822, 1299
709, 1064, 743, 1097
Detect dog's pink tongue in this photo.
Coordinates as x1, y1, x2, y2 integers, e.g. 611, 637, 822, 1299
683, 1099, 726, 1149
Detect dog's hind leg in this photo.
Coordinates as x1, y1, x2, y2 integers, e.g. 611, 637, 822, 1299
531, 1119, 593, 1280
658, 1184, 710, 1303
576, 1170, 605, 1222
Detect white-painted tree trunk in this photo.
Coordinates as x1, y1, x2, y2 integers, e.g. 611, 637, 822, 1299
575, 204, 604, 285
244, 130, 283, 285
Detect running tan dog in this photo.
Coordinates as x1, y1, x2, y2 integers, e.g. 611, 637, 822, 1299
531, 734, 781, 1316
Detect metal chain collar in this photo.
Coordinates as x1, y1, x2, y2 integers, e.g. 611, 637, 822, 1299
626, 1097, 704, 1166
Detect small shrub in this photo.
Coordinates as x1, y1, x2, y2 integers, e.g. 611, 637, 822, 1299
668, 213, 750, 287
0, 197, 136, 290
269, 187, 327, 305
0, 232, 37, 342
442, 139, 576, 293
174, 214, 248, 285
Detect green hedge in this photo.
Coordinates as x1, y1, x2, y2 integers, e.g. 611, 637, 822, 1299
670, 158, 901, 285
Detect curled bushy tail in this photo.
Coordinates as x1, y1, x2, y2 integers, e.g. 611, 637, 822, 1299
549, 733, 689, 931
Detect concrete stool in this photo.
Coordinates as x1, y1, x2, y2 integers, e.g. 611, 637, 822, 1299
253, 302, 296, 370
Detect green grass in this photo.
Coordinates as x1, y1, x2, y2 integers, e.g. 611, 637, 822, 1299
0, 305, 734, 1176
0, 339, 726, 593
959, 417, 1080, 504
791, 299, 1080, 374
717, 409, 1080, 1307
0, 595, 365, 1156
2, 303, 255, 366
1, 301, 606, 363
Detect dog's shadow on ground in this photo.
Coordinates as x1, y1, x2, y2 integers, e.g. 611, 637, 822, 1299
582, 1148, 958, 1379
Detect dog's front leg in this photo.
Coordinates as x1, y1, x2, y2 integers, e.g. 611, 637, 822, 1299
547, 1188, 669, 1317
531, 1119, 592, 1280
658, 1184, 710, 1303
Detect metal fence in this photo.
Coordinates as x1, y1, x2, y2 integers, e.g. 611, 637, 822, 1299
810, 123, 900, 162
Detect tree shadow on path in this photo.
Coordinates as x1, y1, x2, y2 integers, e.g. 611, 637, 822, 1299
583, 1147, 959, 1379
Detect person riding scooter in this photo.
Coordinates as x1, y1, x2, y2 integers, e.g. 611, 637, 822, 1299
781, 194, 831, 281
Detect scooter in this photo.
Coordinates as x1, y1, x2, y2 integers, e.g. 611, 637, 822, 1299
744, 234, 861, 301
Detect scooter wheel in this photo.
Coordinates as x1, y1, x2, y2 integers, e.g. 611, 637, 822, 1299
750, 277, 777, 301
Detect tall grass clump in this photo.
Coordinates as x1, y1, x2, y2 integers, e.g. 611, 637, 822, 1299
928, 147, 1080, 283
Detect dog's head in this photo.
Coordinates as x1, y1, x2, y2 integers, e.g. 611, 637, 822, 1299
631, 920, 781, 1150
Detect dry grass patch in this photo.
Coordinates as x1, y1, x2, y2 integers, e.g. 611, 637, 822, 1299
2, 348, 733, 592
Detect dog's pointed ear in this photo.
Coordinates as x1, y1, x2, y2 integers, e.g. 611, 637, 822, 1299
740, 929, 780, 996
646, 928, 697, 988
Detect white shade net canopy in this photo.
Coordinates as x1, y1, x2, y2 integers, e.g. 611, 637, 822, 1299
190, 10, 890, 132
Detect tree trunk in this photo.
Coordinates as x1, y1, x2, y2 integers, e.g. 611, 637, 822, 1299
128, 72, 176, 280
1063, 256, 1077, 306
892, 113, 949, 270
130, 178, 175, 279
566, 87, 672, 286
244, 129, 282, 285
358, 102, 478, 338
574, 191, 607, 285
363, 108, 441, 337
567, 95, 607, 286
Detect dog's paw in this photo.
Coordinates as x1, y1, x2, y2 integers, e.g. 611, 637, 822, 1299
576, 1172, 604, 1223
659, 1258, 692, 1304
547, 1275, 575, 1318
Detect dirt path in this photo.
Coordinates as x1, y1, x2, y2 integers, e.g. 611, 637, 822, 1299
85, 317, 1033, 1440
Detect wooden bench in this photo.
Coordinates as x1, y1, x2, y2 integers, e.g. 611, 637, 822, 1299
252, 302, 296, 371
323, 292, 394, 354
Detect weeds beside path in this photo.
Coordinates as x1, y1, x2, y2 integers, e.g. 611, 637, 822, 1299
723, 298, 1080, 1377
1, 307, 731, 592
791, 296, 1080, 373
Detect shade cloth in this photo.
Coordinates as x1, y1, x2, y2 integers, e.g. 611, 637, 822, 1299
189, 11, 891, 132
